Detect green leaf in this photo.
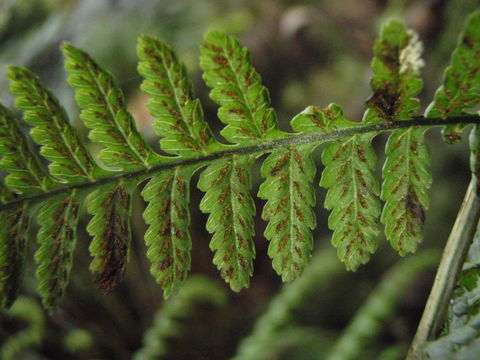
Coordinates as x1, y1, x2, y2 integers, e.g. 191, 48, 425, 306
0, 104, 52, 193
258, 144, 316, 281
365, 20, 423, 122
7, 66, 98, 183
200, 31, 280, 144
87, 182, 131, 292
426, 11, 480, 143
292, 105, 381, 270
382, 128, 431, 254
320, 132, 381, 270
0, 204, 30, 308
137, 35, 219, 157
366, 21, 431, 255
0, 181, 11, 203
291, 104, 352, 134
141, 166, 193, 298
198, 155, 255, 291
34, 191, 80, 311
62, 43, 161, 170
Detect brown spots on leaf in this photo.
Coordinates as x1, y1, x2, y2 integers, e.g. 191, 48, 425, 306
228, 107, 247, 118
275, 218, 288, 235
94, 186, 130, 293
203, 42, 223, 54
293, 181, 305, 201
237, 127, 261, 140
292, 149, 305, 173
160, 256, 173, 271
366, 88, 399, 120
224, 267, 234, 281
405, 186, 425, 227
235, 164, 246, 185
463, 34, 474, 49
271, 151, 290, 177
293, 204, 304, 222
214, 56, 228, 68
356, 146, 367, 163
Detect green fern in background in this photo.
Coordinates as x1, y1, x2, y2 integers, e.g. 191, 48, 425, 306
0, 8, 479, 356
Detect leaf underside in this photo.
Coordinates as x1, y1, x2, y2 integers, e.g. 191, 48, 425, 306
142, 166, 193, 298
35, 191, 80, 311
0, 12, 478, 312
87, 183, 131, 293
321, 133, 381, 270
0, 206, 30, 308
198, 155, 256, 291
366, 19, 432, 255
426, 11, 480, 143
259, 145, 316, 280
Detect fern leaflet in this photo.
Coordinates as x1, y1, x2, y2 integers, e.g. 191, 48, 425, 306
35, 191, 80, 311
200, 30, 281, 143
137, 35, 220, 156
141, 166, 193, 298
62, 43, 160, 170
198, 155, 256, 290
8, 66, 98, 183
367, 20, 431, 255
87, 182, 132, 292
0, 205, 30, 308
0, 104, 52, 193
258, 144, 316, 279
426, 11, 480, 143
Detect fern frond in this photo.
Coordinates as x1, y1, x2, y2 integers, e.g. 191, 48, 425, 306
326, 250, 439, 360
426, 10, 480, 142
366, 20, 431, 255
62, 43, 161, 170
233, 249, 342, 360
133, 275, 227, 360
200, 30, 281, 144
0, 204, 30, 308
258, 144, 316, 280
7, 66, 99, 183
34, 191, 80, 311
87, 182, 132, 292
141, 166, 193, 298
365, 21, 423, 123
198, 155, 256, 291
0, 104, 52, 194
1, 297, 45, 360
137, 35, 220, 157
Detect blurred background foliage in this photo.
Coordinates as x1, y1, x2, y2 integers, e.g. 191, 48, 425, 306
0, 0, 479, 359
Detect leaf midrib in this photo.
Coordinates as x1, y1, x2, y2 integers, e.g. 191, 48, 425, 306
85, 63, 151, 169
1, 115, 479, 211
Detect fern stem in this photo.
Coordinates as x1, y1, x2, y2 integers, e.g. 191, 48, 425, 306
407, 179, 480, 359
1, 115, 479, 211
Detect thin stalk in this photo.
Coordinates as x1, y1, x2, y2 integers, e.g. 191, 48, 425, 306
1, 115, 479, 211
407, 179, 480, 359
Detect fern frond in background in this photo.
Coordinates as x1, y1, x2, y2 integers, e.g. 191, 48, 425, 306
133, 275, 227, 360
